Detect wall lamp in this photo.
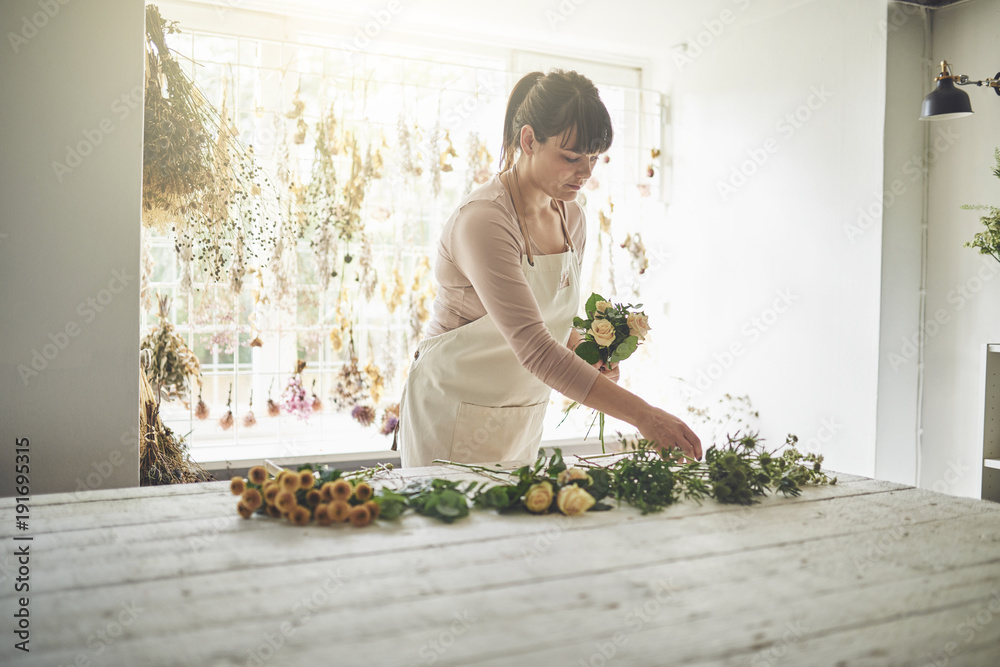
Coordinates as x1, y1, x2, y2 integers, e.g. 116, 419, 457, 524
921, 60, 1000, 120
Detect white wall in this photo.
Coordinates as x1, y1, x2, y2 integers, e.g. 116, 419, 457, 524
876, 3, 930, 485
0, 0, 144, 495
920, 0, 1000, 497
646, 0, 890, 476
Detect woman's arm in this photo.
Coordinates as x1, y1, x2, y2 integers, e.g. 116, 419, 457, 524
580, 375, 702, 461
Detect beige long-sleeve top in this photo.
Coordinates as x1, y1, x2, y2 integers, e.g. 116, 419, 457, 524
425, 176, 600, 403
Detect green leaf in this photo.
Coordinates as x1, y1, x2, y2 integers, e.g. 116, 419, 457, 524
575, 340, 601, 364
585, 293, 607, 317
573, 317, 590, 329
547, 449, 566, 476
608, 336, 638, 364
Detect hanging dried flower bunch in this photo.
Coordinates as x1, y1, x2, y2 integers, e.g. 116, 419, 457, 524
141, 294, 201, 403
397, 114, 423, 178
266, 379, 281, 417
310, 379, 323, 413
332, 336, 369, 411
219, 383, 235, 431
380, 403, 400, 436
351, 404, 377, 427
465, 131, 493, 194
357, 233, 378, 302
365, 359, 385, 405
282, 359, 312, 421
140, 364, 212, 486
195, 382, 210, 420
620, 233, 649, 276
142, 5, 280, 287
242, 390, 257, 428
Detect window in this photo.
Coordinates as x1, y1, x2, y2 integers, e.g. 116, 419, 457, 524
144, 8, 667, 466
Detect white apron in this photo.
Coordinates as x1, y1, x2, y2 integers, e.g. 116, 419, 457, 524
397, 209, 581, 468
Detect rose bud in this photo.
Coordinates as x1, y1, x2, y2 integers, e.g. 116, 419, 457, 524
557, 485, 596, 516
524, 481, 554, 514
556, 467, 591, 486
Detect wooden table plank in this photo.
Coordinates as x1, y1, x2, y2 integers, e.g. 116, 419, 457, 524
3, 465, 998, 666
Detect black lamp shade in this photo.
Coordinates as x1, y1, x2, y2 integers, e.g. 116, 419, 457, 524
920, 77, 974, 120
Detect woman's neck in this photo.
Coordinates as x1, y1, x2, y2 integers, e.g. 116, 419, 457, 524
513, 159, 553, 220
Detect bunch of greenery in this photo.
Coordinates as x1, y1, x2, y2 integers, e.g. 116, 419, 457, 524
231, 435, 836, 526
963, 148, 1000, 264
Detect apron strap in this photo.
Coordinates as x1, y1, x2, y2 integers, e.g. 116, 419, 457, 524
503, 167, 573, 267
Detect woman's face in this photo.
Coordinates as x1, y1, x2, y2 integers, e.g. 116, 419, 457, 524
524, 127, 600, 202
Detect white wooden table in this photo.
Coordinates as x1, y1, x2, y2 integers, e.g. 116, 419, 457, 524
3, 464, 1000, 666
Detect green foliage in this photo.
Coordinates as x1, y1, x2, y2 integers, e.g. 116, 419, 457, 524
397, 478, 476, 523
963, 148, 1000, 264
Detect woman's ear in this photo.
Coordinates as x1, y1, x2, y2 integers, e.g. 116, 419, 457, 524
519, 125, 537, 156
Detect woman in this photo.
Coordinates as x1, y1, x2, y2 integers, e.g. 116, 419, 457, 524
396, 69, 701, 467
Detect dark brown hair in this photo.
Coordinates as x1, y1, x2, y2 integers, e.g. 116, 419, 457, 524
499, 69, 613, 173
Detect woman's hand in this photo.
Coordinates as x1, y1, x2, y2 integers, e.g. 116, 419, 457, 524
637, 407, 702, 462
596, 360, 619, 384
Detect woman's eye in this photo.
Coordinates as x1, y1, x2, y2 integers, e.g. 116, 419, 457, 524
565, 157, 580, 163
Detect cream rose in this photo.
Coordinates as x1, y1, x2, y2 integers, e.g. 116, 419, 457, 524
524, 481, 554, 513
590, 319, 616, 347
595, 300, 612, 314
557, 485, 596, 516
557, 467, 591, 486
627, 312, 651, 341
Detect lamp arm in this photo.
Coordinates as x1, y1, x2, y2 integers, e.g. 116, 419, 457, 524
954, 73, 1000, 93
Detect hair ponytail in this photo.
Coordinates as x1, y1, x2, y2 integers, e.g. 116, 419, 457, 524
497, 69, 613, 174
499, 72, 543, 173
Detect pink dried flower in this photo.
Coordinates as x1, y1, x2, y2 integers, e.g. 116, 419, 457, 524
352, 404, 376, 427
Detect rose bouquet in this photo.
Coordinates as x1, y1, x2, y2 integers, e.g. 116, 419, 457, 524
565, 293, 651, 451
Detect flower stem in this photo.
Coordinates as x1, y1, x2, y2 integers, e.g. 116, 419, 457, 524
432, 459, 514, 483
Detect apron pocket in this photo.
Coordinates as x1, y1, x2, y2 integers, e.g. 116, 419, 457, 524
450, 401, 548, 464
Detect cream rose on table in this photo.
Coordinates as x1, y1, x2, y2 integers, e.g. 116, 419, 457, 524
524, 481, 554, 513
557, 485, 596, 516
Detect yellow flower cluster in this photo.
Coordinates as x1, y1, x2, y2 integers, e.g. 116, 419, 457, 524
230, 465, 380, 528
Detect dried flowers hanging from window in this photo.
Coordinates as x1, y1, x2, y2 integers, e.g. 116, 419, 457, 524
331, 335, 369, 411
195, 382, 210, 420
219, 384, 234, 431
141, 294, 201, 403
242, 390, 257, 428
142, 5, 280, 289
282, 359, 312, 421
266, 379, 280, 417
